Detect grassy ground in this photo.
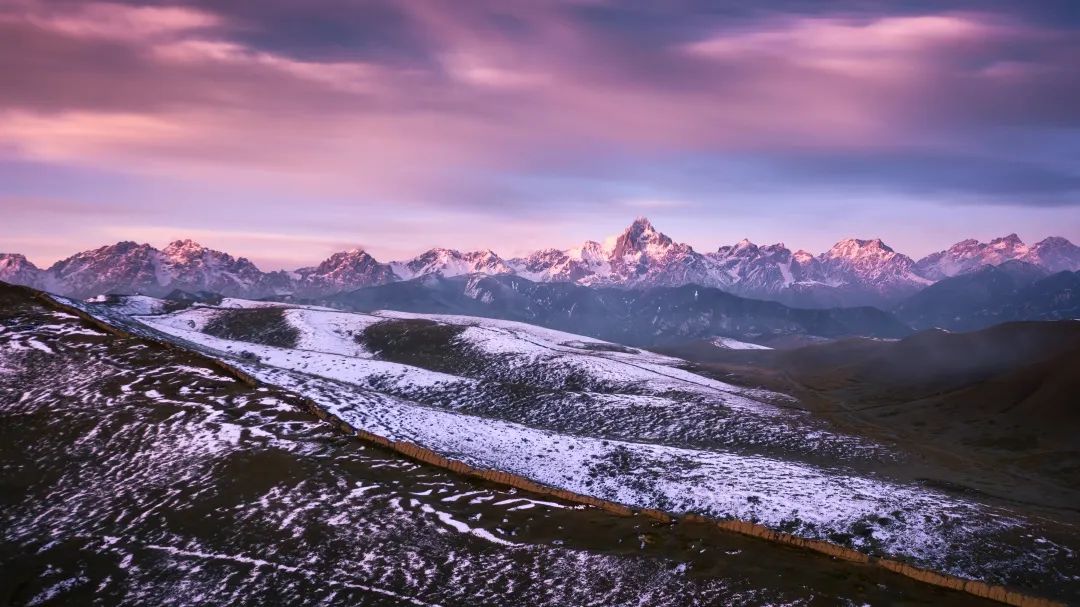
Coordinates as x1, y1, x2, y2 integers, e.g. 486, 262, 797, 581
659, 322, 1080, 519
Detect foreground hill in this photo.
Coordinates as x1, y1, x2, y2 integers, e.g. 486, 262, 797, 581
27, 289, 1073, 604
327, 273, 912, 346
4, 281, 1004, 606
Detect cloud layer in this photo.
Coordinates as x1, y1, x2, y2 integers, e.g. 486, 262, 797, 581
2, 0, 1078, 267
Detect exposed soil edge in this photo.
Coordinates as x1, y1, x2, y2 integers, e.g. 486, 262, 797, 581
35, 290, 1064, 607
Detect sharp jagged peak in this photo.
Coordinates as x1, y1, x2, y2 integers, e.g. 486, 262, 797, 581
992, 233, 1023, 243
165, 238, 204, 250
989, 233, 1026, 250
628, 216, 655, 231
162, 239, 211, 260
611, 216, 677, 257
326, 247, 376, 262
96, 240, 154, 252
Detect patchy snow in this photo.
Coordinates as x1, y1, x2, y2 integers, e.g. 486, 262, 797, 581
87, 294, 169, 316
52, 297, 1078, 594
216, 298, 337, 311
711, 337, 772, 350
284, 308, 380, 358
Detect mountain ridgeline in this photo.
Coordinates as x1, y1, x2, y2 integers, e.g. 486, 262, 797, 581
2, 218, 1078, 309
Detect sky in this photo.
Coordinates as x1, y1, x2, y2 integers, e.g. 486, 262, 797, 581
2, 0, 1078, 270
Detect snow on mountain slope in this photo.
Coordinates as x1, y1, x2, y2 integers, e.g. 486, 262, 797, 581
1025, 236, 1080, 273
819, 238, 930, 295
0, 253, 45, 289
509, 241, 611, 283
64, 298, 1075, 594
47, 241, 165, 299
707, 240, 823, 296
158, 239, 280, 296
25, 240, 293, 299
294, 248, 397, 297
390, 248, 514, 280
5, 221, 1077, 307
599, 217, 724, 288
914, 234, 1080, 280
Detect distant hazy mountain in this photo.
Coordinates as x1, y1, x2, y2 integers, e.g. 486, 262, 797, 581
31, 240, 293, 300
3, 218, 1077, 309
895, 261, 1079, 330
327, 273, 911, 346
913, 234, 1080, 280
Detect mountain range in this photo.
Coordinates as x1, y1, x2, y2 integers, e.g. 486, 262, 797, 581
2, 218, 1078, 306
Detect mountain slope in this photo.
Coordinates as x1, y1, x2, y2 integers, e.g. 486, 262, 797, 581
0, 253, 45, 289
294, 248, 397, 297
895, 262, 1078, 330
390, 248, 514, 280
11, 281, 917, 607
328, 273, 912, 346
59, 292, 1080, 603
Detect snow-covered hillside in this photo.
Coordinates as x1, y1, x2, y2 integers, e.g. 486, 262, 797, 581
59, 295, 1077, 596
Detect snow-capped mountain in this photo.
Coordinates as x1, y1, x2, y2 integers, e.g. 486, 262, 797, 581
47, 241, 166, 299
913, 234, 1080, 280
708, 240, 818, 296
390, 248, 513, 280
0, 253, 45, 289
702, 237, 928, 306
158, 239, 291, 297
818, 238, 931, 300
602, 217, 722, 288
510, 241, 610, 283
25, 240, 293, 300
295, 248, 396, 297
511, 218, 721, 288
1021, 236, 1080, 273
3, 219, 1077, 307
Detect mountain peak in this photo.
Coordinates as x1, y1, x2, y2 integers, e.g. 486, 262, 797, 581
990, 233, 1025, 249
1034, 236, 1072, 247
165, 238, 203, 249
612, 216, 674, 257
0, 252, 32, 264
628, 216, 655, 231
162, 239, 210, 260
826, 237, 895, 258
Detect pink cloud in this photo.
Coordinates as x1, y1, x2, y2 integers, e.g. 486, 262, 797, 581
0, 1, 1075, 209
1, 0, 219, 40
